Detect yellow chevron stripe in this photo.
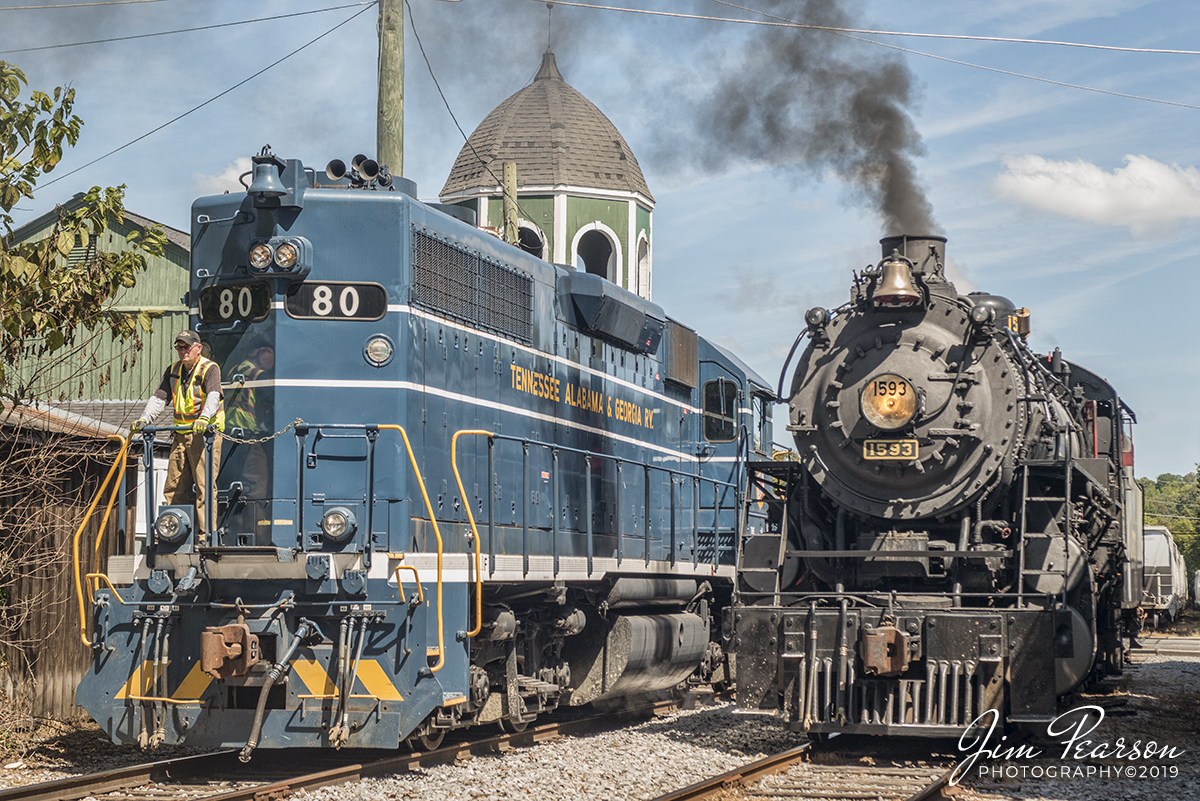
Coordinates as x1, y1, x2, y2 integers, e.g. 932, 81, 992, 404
291, 656, 337, 696
172, 661, 213, 700
355, 660, 404, 701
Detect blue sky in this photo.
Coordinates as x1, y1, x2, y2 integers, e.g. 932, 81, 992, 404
3, 0, 1198, 479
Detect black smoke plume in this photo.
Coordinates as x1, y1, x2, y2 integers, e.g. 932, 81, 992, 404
663, 0, 939, 236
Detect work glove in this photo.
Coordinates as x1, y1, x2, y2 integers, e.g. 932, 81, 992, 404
193, 417, 211, 433
129, 418, 147, 437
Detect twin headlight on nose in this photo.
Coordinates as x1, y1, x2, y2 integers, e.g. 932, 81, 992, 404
248, 237, 311, 274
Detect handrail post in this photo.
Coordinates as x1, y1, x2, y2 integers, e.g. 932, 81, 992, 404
143, 431, 158, 568
669, 473, 677, 567
616, 459, 623, 566
552, 448, 560, 577
522, 441, 530, 577
644, 464, 651, 566
364, 427, 377, 569
378, 424, 447, 673
450, 428, 489, 639
712, 484, 720, 566
295, 424, 308, 551
487, 437, 496, 577
204, 427, 215, 540
585, 455, 594, 577
692, 476, 699, 568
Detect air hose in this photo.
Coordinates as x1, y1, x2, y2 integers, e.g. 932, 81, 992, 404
239, 618, 315, 762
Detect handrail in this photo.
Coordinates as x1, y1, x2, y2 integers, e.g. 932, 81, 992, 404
391, 560, 424, 604
87, 572, 130, 604
73, 434, 130, 646
377, 424, 446, 673
451, 429, 491, 638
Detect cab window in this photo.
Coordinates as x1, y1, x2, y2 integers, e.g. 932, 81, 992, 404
703, 379, 738, 442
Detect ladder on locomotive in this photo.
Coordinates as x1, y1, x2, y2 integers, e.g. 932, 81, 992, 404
1016, 460, 1074, 607
736, 459, 803, 606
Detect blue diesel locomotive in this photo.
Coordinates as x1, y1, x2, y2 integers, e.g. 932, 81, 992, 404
75, 150, 775, 756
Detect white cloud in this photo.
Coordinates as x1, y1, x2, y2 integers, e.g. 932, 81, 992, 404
191, 158, 253, 198
994, 154, 1200, 237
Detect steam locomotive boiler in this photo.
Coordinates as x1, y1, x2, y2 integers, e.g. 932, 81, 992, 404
734, 235, 1140, 737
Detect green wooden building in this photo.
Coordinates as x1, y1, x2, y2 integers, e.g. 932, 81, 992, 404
440, 50, 656, 300
6, 196, 190, 427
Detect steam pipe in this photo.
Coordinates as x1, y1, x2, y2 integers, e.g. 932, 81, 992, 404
239, 618, 315, 762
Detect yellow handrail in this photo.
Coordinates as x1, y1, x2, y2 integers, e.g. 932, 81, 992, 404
451, 429, 491, 638
391, 561, 424, 604
74, 434, 130, 646
378, 425, 446, 673
86, 573, 129, 604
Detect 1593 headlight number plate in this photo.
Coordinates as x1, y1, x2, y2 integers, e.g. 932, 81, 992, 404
863, 439, 919, 460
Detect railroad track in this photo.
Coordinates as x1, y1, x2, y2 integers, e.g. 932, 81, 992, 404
651, 741, 955, 801
0, 699, 680, 801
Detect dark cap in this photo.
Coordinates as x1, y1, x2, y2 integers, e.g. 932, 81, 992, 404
174, 330, 201, 347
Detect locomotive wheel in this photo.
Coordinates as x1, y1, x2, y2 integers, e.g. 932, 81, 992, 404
498, 715, 530, 733
405, 721, 445, 752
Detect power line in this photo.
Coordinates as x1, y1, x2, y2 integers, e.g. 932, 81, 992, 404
39, 2, 378, 190
548, 0, 1200, 56
404, 0, 538, 227
0, 3, 374, 55
0, 0, 173, 9
546, 1, 1200, 111
707, 0, 1200, 56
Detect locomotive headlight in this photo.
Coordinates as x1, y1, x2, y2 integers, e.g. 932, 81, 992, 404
320, 507, 357, 542
861, 373, 919, 431
249, 243, 273, 272
274, 241, 299, 269
154, 509, 191, 544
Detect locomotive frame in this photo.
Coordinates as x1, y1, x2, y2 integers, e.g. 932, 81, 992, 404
733, 235, 1140, 738
73, 150, 777, 755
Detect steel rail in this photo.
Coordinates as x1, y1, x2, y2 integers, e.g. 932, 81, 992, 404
649, 743, 811, 801
0, 750, 241, 801
0, 700, 680, 801
648, 747, 955, 801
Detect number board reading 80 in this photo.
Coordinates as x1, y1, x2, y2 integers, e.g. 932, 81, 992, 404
284, 282, 388, 321
199, 284, 271, 323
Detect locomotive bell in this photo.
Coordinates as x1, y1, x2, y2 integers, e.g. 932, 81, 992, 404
873, 257, 922, 306
248, 153, 287, 198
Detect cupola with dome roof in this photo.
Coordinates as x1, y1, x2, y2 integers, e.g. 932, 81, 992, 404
440, 50, 655, 299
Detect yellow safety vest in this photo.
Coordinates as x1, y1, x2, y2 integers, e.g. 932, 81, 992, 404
171, 357, 226, 429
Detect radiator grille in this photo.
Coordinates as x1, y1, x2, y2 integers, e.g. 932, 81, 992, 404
411, 227, 533, 344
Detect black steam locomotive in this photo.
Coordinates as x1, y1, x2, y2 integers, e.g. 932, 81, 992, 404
734, 235, 1140, 737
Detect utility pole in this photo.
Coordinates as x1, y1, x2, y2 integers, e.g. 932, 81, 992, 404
377, 0, 404, 176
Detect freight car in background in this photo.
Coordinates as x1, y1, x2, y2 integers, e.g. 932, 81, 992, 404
1143, 525, 1188, 627
734, 234, 1140, 738
74, 149, 777, 757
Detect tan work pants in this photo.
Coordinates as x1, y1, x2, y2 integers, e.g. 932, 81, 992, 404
163, 432, 223, 536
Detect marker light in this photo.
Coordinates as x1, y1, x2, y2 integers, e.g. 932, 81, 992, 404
364, 336, 394, 367
861, 373, 919, 431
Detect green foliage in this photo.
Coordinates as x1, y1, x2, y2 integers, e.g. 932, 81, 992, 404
1139, 470, 1200, 587
0, 61, 167, 402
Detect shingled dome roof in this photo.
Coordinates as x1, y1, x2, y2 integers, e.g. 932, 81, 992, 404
441, 51, 653, 202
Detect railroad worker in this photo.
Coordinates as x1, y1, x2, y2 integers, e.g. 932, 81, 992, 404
224, 339, 275, 496
131, 330, 225, 538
